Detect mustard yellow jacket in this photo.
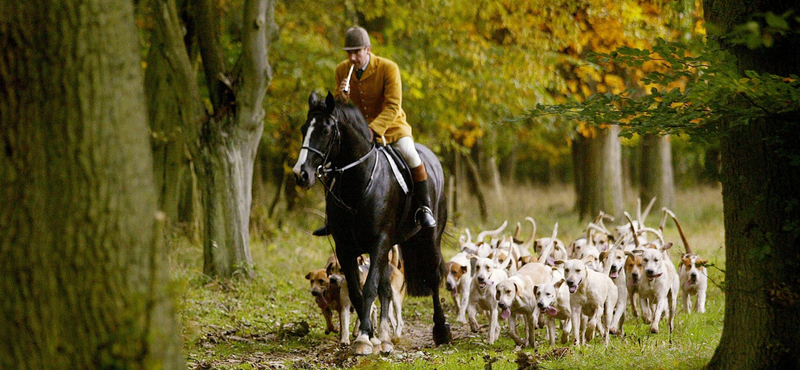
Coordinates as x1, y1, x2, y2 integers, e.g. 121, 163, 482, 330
334, 53, 412, 144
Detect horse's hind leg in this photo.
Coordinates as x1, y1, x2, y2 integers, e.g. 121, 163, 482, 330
431, 277, 451, 345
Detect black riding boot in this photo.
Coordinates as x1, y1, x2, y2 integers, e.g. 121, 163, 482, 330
312, 223, 331, 236
414, 179, 437, 228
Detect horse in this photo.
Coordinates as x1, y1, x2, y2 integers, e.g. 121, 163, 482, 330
293, 91, 451, 355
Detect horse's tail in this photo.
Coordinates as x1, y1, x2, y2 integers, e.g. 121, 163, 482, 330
398, 233, 446, 297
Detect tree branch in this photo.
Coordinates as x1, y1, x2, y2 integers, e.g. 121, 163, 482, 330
237, 0, 277, 131
194, 0, 229, 113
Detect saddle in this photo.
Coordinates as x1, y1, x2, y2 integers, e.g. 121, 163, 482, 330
377, 144, 420, 239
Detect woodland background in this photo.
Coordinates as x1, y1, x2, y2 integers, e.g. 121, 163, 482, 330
2, 0, 799, 369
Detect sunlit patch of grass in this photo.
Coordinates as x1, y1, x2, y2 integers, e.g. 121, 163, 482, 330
171, 184, 725, 369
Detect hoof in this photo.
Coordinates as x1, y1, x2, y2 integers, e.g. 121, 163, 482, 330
380, 342, 394, 355
433, 323, 452, 345
370, 337, 382, 346
353, 335, 373, 356
650, 327, 659, 334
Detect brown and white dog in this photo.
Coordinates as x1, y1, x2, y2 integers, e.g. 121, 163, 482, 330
663, 208, 708, 314
324, 255, 379, 345
599, 246, 629, 335
305, 268, 342, 335
445, 251, 472, 323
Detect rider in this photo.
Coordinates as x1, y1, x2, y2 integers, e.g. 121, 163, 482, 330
312, 26, 436, 236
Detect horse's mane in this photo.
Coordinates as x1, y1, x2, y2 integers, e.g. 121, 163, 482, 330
334, 103, 373, 143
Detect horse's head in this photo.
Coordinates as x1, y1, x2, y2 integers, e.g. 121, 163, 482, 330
293, 91, 338, 189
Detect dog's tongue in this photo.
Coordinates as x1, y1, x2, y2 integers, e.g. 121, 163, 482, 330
648, 272, 663, 281
546, 257, 555, 266
685, 281, 694, 288
315, 295, 328, 310
568, 285, 577, 293
610, 271, 619, 279
501, 308, 511, 320
546, 306, 558, 316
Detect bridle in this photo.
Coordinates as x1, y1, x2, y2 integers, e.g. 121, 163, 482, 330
301, 110, 376, 214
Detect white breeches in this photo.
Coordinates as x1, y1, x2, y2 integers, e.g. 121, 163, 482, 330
391, 136, 422, 168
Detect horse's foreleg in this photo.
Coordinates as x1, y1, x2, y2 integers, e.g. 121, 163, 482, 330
377, 264, 394, 354
340, 257, 371, 355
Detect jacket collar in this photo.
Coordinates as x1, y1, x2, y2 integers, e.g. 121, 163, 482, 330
359, 53, 377, 81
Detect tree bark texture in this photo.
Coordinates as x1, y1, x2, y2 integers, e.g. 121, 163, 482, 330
194, 0, 277, 278
0, 1, 184, 368
705, 1, 800, 369
145, 0, 207, 225
640, 134, 675, 211
575, 126, 623, 220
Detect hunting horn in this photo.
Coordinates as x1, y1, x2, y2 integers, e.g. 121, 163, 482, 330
344, 64, 355, 93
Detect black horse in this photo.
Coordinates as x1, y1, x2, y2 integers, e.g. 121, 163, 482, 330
293, 92, 451, 355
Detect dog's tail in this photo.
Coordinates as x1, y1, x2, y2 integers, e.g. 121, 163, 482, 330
663, 208, 692, 255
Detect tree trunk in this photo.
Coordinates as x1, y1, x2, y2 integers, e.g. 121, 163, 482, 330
573, 134, 589, 218
463, 152, 488, 222
145, 0, 207, 226
193, 0, 277, 278
488, 156, 503, 201
705, 1, 800, 369
640, 134, 675, 211
0, 1, 183, 368
575, 127, 623, 220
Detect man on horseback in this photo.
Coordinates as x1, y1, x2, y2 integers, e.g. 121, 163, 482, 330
313, 26, 436, 236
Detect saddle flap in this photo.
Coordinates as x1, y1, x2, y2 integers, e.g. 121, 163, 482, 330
380, 145, 413, 195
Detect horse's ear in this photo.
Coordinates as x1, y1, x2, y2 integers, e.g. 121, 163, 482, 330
309, 91, 320, 107
325, 91, 336, 115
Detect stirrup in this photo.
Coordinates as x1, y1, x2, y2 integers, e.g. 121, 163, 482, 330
312, 224, 331, 236
415, 206, 437, 228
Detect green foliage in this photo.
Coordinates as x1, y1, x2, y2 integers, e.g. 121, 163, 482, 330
516, 12, 800, 142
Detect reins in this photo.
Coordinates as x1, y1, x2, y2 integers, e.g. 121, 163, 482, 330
306, 109, 377, 215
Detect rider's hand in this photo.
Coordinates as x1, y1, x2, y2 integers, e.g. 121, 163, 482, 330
337, 79, 350, 103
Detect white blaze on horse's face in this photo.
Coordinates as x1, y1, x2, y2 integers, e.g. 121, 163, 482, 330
292, 118, 316, 181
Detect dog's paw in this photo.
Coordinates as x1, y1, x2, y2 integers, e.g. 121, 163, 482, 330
650, 326, 659, 334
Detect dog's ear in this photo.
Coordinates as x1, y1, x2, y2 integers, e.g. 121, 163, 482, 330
533, 285, 539, 295
305, 272, 313, 280
514, 280, 524, 298
599, 251, 608, 263
660, 242, 674, 252
554, 279, 565, 289
696, 258, 708, 267
495, 288, 502, 301
461, 265, 468, 274
554, 259, 565, 266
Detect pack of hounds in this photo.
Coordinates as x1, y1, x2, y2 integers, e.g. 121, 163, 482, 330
305, 198, 709, 349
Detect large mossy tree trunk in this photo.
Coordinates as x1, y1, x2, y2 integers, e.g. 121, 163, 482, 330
575, 126, 624, 220
640, 134, 675, 211
0, 0, 183, 368
705, 1, 800, 369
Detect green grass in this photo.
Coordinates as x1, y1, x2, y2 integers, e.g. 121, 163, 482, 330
169, 185, 724, 369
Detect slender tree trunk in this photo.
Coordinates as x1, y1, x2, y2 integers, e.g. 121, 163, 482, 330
582, 126, 623, 219
463, 152, 488, 222
640, 134, 675, 211
145, 0, 207, 226
573, 134, 588, 218
705, 1, 800, 369
0, 1, 183, 368
193, 0, 277, 278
